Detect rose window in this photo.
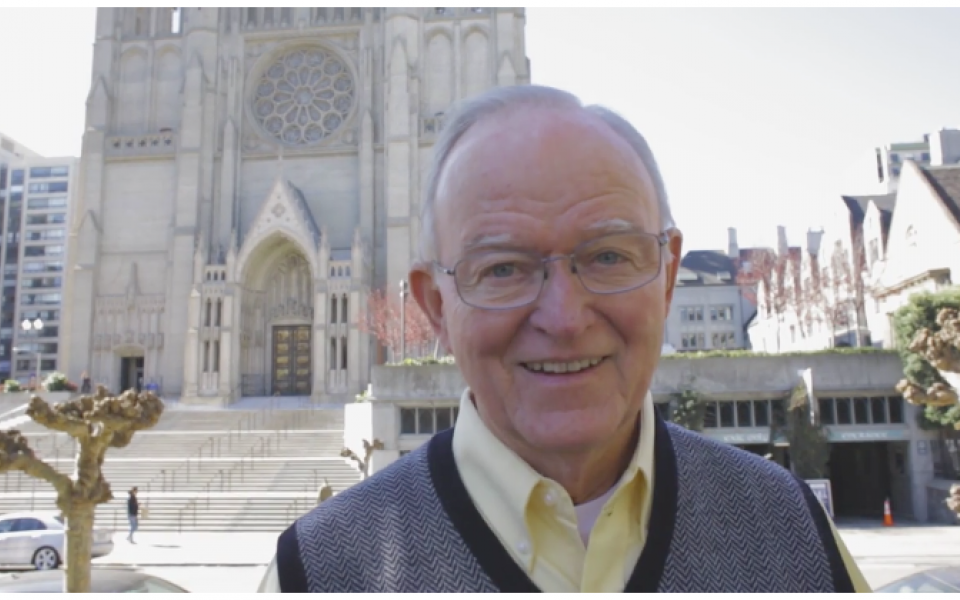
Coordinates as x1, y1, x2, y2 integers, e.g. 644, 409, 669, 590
252, 47, 355, 146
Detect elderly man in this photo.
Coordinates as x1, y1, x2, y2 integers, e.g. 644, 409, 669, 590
260, 84, 870, 593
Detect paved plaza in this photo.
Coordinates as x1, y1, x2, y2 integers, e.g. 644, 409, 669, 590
77, 522, 960, 592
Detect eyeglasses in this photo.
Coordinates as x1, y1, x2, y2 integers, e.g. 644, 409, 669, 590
434, 231, 670, 310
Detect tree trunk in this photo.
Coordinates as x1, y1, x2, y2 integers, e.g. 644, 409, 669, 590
63, 504, 95, 593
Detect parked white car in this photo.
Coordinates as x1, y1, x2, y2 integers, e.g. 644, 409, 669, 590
0, 511, 114, 570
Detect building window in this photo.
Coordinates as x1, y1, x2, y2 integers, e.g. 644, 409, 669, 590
818, 397, 836, 425
711, 331, 737, 349
718, 402, 735, 428
853, 397, 870, 424
399, 406, 460, 435
815, 396, 904, 426
681, 332, 704, 350
26, 197, 67, 211
680, 306, 703, 322
25, 213, 66, 226
710, 305, 734, 321
27, 181, 68, 194
888, 395, 904, 424
28, 166, 68, 178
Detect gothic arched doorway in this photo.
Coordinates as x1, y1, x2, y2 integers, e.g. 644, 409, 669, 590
239, 236, 315, 396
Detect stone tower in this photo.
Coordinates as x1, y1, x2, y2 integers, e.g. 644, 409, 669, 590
60, 7, 530, 403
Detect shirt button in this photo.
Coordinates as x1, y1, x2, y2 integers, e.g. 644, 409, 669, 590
516, 540, 531, 555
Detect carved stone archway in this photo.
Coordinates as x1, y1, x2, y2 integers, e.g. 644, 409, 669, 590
239, 235, 316, 397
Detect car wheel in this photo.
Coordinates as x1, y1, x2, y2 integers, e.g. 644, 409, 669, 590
32, 546, 60, 570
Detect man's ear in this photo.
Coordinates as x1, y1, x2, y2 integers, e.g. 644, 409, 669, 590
663, 229, 684, 314
409, 263, 450, 352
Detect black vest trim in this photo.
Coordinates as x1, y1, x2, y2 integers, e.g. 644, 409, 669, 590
427, 411, 679, 593
428, 427, 540, 593
276, 522, 309, 593
794, 475, 856, 593
623, 411, 678, 592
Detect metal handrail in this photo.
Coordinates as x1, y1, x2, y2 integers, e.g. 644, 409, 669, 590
3, 399, 305, 532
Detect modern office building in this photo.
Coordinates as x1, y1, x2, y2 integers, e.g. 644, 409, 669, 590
0, 133, 76, 384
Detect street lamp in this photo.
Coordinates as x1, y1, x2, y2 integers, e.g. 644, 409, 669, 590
399, 279, 409, 362
19, 318, 44, 389
22, 318, 43, 333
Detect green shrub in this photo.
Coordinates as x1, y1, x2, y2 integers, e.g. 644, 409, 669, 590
42, 372, 71, 392
892, 286, 960, 429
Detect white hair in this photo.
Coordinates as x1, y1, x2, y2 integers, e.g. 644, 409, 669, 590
419, 84, 676, 262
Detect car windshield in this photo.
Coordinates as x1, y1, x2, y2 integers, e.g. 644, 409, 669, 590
879, 572, 960, 593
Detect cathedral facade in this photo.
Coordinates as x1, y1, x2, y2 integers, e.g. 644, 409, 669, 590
60, 8, 529, 403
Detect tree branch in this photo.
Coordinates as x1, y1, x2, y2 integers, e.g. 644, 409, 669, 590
0, 430, 72, 496
26, 395, 89, 438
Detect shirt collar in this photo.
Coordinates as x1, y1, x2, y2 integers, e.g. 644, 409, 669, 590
452, 387, 657, 512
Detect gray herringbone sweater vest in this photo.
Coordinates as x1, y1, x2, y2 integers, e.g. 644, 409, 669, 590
276, 414, 853, 593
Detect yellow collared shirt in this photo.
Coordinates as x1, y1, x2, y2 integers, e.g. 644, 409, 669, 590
452, 388, 873, 593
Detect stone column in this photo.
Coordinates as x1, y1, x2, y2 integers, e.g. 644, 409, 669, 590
312, 286, 327, 402
219, 294, 234, 400
183, 288, 201, 398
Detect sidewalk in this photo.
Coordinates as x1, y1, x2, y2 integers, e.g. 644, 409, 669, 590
838, 523, 960, 565
90, 523, 960, 569
92, 532, 279, 567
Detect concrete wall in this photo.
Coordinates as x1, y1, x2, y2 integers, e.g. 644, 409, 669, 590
368, 352, 905, 401
652, 352, 904, 399
344, 400, 401, 475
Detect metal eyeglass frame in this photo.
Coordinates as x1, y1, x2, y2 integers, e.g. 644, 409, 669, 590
433, 231, 671, 310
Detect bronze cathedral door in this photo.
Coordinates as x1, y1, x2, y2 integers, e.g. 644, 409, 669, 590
271, 325, 312, 395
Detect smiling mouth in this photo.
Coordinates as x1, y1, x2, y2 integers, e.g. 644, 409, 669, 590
521, 357, 607, 374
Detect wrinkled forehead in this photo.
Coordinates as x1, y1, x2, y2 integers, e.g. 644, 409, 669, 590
434, 106, 659, 254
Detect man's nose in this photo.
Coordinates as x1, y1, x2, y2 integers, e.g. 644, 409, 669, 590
527, 259, 596, 338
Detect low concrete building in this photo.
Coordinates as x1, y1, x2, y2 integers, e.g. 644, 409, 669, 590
345, 351, 957, 524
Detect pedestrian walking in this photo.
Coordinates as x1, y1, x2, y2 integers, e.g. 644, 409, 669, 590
127, 487, 139, 543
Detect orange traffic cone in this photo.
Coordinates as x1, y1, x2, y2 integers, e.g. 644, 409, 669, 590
883, 498, 894, 527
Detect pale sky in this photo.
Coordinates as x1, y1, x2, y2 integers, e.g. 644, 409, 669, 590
1, 7, 959, 252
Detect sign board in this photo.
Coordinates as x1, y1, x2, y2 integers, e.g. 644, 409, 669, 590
704, 430, 769, 445
826, 428, 910, 443
805, 479, 834, 519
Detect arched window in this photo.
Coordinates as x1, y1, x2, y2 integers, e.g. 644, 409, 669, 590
341, 336, 348, 369
341, 296, 348, 324
330, 296, 338, 323
329, 337, 337, 370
